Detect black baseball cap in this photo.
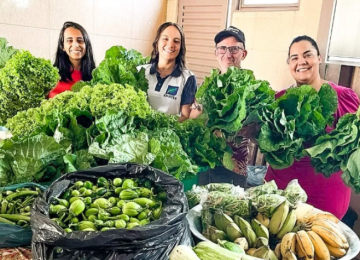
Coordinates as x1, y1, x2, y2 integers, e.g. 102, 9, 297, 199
214, 26, 246, 48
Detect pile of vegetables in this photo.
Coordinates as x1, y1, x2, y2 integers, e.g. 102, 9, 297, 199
49, 176, 166, 232
184, 181, 350, 260
305, 108, 360, 192
245, 84, 338, 169
0, 37, 17, 69
72, 45, 149, 93
0, 186, 42, 227
195, 67, 275, 140
0, 49, 59, 125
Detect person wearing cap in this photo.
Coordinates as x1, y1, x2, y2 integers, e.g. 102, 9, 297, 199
197, 26, 250, 187
138, 22, 197, 122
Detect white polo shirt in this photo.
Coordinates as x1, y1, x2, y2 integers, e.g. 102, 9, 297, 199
137, 63, 197, 115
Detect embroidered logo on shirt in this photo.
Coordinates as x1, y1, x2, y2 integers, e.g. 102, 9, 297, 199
165, 85, 179, 96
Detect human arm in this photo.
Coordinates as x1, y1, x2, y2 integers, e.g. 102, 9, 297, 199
179, 75, 197, 122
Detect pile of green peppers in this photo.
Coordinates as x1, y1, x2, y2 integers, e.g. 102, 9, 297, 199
50, 177, 167, 232
0, 187, 42, 227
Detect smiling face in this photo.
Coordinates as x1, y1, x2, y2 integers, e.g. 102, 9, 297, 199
288, 40, 321, 86
157, 25, 181, 63
63, 27, 86, 65
215, 36, 247, 73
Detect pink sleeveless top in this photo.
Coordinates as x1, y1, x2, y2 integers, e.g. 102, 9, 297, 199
265, 82, 359, 219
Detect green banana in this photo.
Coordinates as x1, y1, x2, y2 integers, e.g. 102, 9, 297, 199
277, 209, 297, 239
238, 217, 257, 248
254, 237, 269, 248
268, 200, 290, 235
226, 222, 242, 241
251, 219, 269, 240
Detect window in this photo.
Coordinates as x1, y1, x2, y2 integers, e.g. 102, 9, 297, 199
326, 0, 360, 66
237, 0, 300, 11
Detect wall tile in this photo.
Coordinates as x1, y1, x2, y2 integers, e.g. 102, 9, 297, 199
0, 24, 50, 59
93, 0, 132, 38
132, 0, 167, 41
92, 35, 132, 66
0, 0, 49, 28
130, 39, 153, 57
49, 0, 94, 33
49, 29, 61, 64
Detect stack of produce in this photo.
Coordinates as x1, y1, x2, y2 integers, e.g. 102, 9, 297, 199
244, 84, 338, 169
49, 176, 165, 232
31, 164, 192, 260
0, 45, 59, 126
184, 181, 351, 260
0, 183, 45, 248
305, 108, 360, 193
195, 67, 275, 141
0, 186, 42, 227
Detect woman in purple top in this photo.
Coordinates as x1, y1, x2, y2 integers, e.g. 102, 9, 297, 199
265, 36, 359, 219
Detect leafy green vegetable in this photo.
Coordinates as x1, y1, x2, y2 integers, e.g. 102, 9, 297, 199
0, 50, 59, 125
0, 37, 17, 69
248, 84, 338, 169
6, 83, 150, 137
91, 46, 149, 92
0, 134, 66, 185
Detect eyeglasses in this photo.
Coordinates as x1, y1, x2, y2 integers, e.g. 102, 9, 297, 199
216, 46, 244, 55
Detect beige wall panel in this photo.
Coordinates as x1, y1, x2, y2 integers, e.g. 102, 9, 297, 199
232, 0, 325, 91
131, 39, 153, 57
0, 0, 48, 28
167, 0, 178, 22
0, 24, 50, 59
93, 0, 132, 38
49, 0, 94, 32
232, 12, 256, 51
292, 0, 322, 39
253, 12, 295, 52
92, 35, 132, 66
132, 0, 167, 41
244, 49, 294, 90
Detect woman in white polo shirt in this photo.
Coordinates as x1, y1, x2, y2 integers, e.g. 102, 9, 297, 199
138, 22, 197, 122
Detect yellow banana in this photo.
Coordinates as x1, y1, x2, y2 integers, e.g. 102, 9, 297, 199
281, 232, 296, 257
311, 225, 345, 249
296, 230, 314, 260
307, 230, 330, 260
304, 211, 339, 225
277, 209, 297, 239
283, 250, 297, 260
312, 219, 348, 249
326, 244, 347, 258
251, 218, 270, 240
295, 239, 306, 259
274, 243, 282, 260
253, 245, 270, 259
269, 200, 290, 235
294, 203, 314, 224
246, 248, 256, 256
256, 212, 270, 228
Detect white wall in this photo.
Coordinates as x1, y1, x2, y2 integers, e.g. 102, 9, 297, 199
0, 0, 167, 65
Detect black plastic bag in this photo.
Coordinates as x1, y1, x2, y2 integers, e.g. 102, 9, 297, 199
31, 163, 192, 260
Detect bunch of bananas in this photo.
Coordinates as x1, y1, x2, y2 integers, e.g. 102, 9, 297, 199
202, 201, 350, 260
